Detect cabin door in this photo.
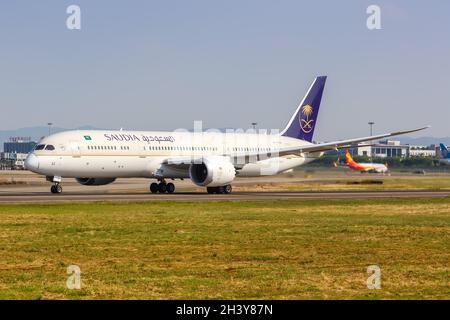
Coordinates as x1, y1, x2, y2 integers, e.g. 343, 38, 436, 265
70, 141, 81, 157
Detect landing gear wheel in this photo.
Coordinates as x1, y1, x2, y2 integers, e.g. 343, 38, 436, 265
150, 182, 159, 194
51, 184, 62, 194
166, 183, 175, 194
224, 185, 232, 194
206, 186, 232, 194
158, 183, 167, 193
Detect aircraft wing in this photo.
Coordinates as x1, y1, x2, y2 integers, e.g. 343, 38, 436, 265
162, 126, 429, 166
285, 126, 429, 154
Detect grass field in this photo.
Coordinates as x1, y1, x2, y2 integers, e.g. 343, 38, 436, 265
0, 199, 449, 299
232, 177, 450, 192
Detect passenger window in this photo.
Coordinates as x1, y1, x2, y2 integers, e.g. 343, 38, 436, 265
35, 144, 45, 150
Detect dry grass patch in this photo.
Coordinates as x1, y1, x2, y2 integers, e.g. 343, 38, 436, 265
0, 199, 448, 299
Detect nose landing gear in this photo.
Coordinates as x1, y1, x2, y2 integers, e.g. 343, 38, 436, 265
47, 176, 63, 194
50, 183, 62, 194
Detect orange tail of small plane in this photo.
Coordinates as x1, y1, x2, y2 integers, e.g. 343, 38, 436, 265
345, 149, 354, 164
345, 149, 364, 171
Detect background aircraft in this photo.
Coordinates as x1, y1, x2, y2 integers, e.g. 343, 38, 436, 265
439, 143, 450, 165
343, 149, 389, 173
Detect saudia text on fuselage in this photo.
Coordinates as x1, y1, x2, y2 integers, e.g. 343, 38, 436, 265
104, 133, 175, 144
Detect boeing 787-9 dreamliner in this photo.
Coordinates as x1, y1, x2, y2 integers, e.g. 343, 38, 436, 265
24, 76, 428, 194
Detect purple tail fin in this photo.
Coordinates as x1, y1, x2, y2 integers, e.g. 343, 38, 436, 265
281, 76, 326, 142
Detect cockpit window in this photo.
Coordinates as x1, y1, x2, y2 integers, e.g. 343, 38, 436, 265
45, 145, 55, 151
35, 144, 45, 150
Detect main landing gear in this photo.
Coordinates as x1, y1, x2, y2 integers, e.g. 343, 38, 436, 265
207, 184, 232, 194
150, 180, 175, 194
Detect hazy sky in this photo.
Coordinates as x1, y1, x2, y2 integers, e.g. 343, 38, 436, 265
0, 1, 449, 141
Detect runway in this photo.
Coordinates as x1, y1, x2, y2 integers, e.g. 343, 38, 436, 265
0, 189, 449, 204
1, 171, 450, 204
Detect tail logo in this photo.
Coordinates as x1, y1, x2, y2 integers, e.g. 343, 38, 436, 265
300, 104, 314, 133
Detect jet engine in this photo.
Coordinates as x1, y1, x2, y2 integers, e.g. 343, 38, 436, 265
189, 157, 236, 187
75, 178, 116, 186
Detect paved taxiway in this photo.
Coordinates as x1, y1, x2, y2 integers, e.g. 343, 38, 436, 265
0, 190, 449, 204
1, 171, 449, 203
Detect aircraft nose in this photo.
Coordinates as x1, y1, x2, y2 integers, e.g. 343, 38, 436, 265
24, 153, 39, 171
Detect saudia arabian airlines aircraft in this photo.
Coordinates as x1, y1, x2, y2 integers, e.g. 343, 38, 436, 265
24, 76, 428, 194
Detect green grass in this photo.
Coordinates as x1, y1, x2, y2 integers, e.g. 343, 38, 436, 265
234, 176, 450, 192
0, 199, 449, 299
285, 177, 450, 191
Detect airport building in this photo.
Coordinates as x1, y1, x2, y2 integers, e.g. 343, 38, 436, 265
357, 140, 409, 158
409, 145, 437, 157
3, 137, 36, 154
357, 140, 436, 158
1, 137, 36, 170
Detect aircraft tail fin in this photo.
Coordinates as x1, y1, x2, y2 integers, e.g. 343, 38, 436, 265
345, 149, 354, 164
440, 143, 450, 158
281, 76, 326, 142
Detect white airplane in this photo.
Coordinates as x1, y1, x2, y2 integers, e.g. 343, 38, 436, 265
25, 76, 428, 194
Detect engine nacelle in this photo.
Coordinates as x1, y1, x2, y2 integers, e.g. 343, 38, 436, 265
189, 157, 236, 187
75, 178, 116, 186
